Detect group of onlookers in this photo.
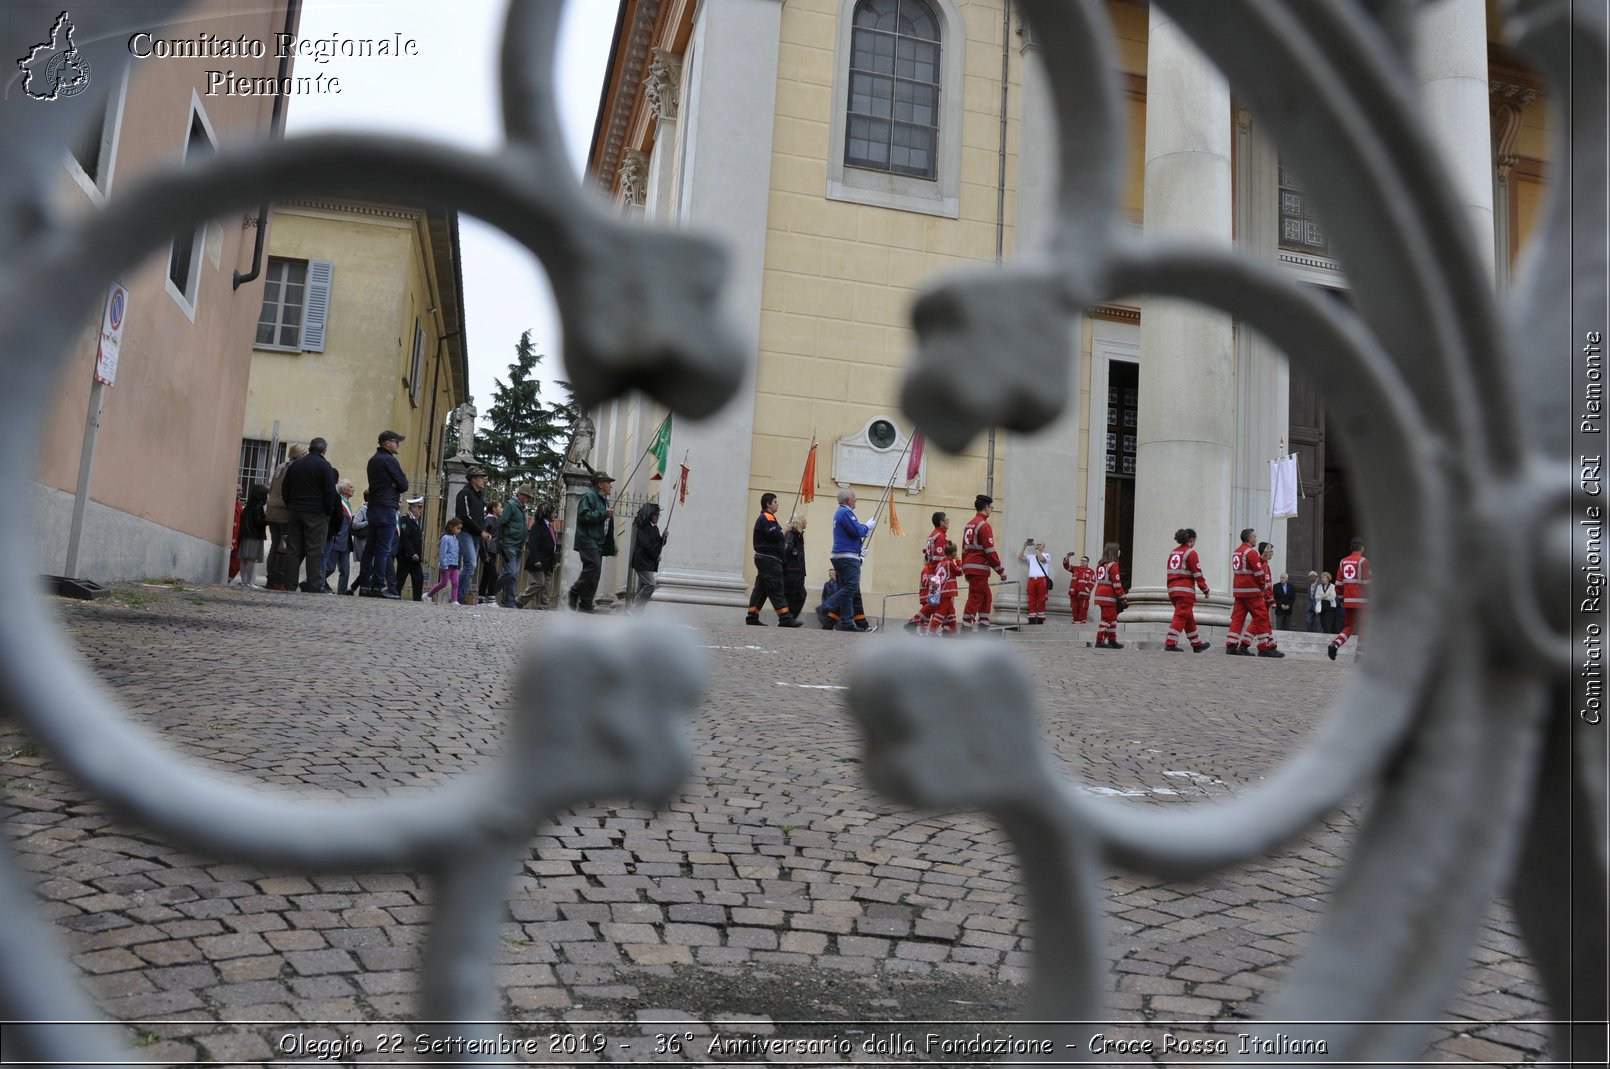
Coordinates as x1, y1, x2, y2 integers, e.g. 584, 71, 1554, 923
229, 433, 569, 608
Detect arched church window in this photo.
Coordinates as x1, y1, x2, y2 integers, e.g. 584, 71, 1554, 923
845, 0, 941, 180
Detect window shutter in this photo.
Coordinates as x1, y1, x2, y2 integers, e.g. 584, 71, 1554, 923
301, 259, 333, 352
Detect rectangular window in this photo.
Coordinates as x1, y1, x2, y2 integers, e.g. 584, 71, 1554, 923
238, 438, 286, 496
255, 258, 307, 348
254, 258, 332, 352
166, 112, 214, 306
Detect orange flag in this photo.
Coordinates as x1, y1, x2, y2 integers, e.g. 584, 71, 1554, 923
800, 443, 817, 504
887, 495, 904, 536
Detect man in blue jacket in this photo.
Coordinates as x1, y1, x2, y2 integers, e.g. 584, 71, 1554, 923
361, 430, 409, 598
820, 488, 878, 633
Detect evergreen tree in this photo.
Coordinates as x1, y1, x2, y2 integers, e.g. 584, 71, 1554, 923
478, 331, 570, 504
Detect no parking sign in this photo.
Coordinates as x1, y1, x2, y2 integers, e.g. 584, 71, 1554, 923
95, 282, 128, 385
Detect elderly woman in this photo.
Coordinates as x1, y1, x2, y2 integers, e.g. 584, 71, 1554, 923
323, 478, 357, 594
630, 502, 667, 610
263, 442, 306, 591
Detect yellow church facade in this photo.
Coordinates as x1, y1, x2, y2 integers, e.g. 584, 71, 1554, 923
587, 0, 1548, 614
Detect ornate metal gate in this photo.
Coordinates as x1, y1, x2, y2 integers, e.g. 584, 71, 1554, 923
1, 1, 1603, 1064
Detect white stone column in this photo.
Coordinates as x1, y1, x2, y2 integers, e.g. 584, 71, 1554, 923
1413, 0, 1495, 280
1127, 5, 1235, 623
1231, 110, 1290, 584
1002, 28, 1082, 612
654, 0, 782, 606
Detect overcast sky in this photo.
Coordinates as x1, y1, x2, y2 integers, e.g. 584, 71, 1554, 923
284, 0, 615, 421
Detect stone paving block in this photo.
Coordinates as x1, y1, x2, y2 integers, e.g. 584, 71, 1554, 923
284, 949, 358, 975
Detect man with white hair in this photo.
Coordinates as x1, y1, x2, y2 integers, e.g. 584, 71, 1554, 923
819, 488, 877, 633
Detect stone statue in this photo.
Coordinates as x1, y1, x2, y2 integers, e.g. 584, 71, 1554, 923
563, 414, 596, 475
451, 397, 477, 458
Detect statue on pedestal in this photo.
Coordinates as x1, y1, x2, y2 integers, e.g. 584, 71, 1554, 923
451, 397, 477, 459
563, 414, 596, 476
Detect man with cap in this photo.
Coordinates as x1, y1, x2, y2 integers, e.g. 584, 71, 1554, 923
569, 471, 616, 612
361, 430, 410, 598
454, 464, 490, 604
498, 486, 532, 608
397, 497, 426, 601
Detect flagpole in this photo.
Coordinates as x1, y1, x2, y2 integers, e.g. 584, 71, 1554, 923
786, 432, 816, 526
863, 433, 915, 549
614, 410, 673, 492
663, 450, 690, 534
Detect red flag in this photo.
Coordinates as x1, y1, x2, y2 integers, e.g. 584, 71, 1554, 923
678, 463, 690, 505
905, 431, 924, 482
800, 443, 818, 504
887, 495, 904, 536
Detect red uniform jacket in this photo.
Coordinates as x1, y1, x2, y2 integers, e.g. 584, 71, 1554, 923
1093, 561, 1124, 604
1067, 563, 1096, 596
1338, 551, 1371, 607
1230, 543, 1268, 598
1165, 544, 1210, 598
931, 559, 959, 598
961, 513, 1003, 576
920, 527, 948, 586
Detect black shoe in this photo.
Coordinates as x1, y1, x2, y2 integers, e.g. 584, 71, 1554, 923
859, 623, 878, 634
1163, 644, 1183, 652
1191, 642, 1211, 653
380, 590, 401, 600
779, 617, 803, 629
568, 590, 580, 611
1107, 640, 1125, 649
1258, 647, 1285, 658
1226, 646, 1243, 655
903, 621, 920, 633
1327, 644, 1338, 661
746, 616, 767, 626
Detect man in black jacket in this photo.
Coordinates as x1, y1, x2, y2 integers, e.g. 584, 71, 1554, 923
397, 497, 426, 601
453, 466, 490, 605
281, 437, 339, 592
361, 430, 410, 598
746, 493, 801, 627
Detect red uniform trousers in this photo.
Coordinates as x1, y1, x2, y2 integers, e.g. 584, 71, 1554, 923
1165, 593, 1204, 648
1096, 600, 1119, 642
907, 566, 935, 626
1027, 576, 1048, 622
1070, 593, 1090, 623
1333, 605, 1365, 648
963, 571, 993, 628
921, 594, 958, 635
1227, 594, 1275, 650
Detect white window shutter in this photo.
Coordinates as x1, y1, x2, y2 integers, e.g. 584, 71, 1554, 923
301, 259, 333, 352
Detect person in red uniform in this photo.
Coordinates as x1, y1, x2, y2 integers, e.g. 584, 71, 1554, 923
1063, 553, 1095, 623
1329, 537, 1370, 660
1092, 541, 1126, 649
1239, 541, 1278, 653
1163, 527, 1212, 652
1227, 529, 1284, 657
921, 542, 961, 635
961, 494, 1006, 630
905, 512, 949, 632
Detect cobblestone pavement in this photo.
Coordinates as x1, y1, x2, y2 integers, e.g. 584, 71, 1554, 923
1, 582, 1552, 1064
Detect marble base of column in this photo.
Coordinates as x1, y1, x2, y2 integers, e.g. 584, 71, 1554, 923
1120, 588, 1232, 627
650, 569, 752, 608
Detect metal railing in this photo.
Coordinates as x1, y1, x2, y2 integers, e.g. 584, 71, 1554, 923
0, 0, 1602, 1064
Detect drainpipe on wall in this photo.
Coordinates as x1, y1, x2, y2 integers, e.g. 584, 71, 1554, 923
987, 0, 1011, 497
232, 0, 300, 290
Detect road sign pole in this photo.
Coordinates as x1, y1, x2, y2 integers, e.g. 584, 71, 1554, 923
63, 378, 106, 579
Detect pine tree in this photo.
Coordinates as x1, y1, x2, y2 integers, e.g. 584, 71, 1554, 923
478, 331, 570, 504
